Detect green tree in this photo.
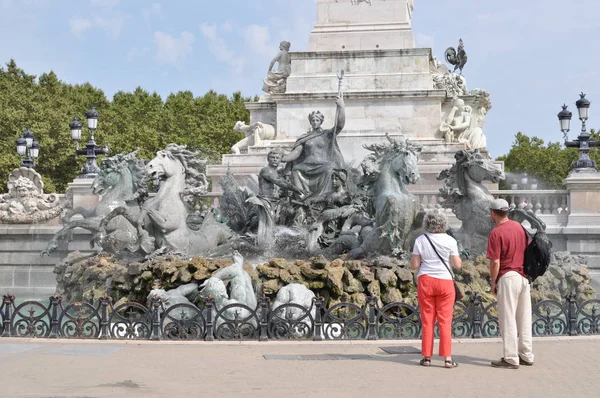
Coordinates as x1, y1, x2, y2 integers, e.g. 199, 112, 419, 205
497, 130, 600, 189
0, 60, 251, 193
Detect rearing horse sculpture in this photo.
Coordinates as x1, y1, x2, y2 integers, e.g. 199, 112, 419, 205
142, 144, 234, 255
438, 150, 546, 254
42, 151, 145, 256
354, 134, 422, 256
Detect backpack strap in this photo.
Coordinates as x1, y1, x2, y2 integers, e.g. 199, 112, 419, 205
423, 234, 455, 280
521, 225, 533, 283
521, 225, 530, 245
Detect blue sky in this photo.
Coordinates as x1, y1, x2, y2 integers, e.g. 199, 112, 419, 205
1, 0, 599, 158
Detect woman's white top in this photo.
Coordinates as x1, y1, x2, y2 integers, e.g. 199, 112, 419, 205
412, 233, 459, 280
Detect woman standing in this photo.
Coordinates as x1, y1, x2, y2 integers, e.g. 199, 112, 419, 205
411, 209, 462, 368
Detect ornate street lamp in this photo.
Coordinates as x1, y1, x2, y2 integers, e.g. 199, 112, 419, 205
70, 105, 109, 177
15, 127, 40, 168
558, 93, 600, 172
520, 173, 528, 187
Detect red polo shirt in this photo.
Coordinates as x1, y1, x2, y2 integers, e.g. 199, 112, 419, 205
486, 220, 528, 281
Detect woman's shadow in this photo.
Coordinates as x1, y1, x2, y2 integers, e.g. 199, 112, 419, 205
371, 350, 492, 368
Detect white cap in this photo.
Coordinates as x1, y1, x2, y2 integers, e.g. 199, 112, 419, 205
490, 198, 510, 211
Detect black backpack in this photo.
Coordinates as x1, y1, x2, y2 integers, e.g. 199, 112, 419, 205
522, 227, 552, 282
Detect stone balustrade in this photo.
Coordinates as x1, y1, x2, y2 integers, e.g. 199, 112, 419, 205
412, 190, 570, 216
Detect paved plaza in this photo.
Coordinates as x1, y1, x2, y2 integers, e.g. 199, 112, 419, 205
0, 336, 597, 397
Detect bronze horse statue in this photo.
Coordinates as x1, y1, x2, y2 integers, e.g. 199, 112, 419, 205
42, 151, 146, 256
438, 150, 546, 255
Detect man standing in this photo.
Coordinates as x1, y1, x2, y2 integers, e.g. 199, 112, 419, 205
487, 198, 534, 369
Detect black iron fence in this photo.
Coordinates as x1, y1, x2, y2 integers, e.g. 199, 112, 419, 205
1, 294, 598, 341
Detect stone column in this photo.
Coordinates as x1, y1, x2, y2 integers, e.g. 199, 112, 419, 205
67, 178, 99, 211
563, 170, 600, 292
309, 0, 415, 52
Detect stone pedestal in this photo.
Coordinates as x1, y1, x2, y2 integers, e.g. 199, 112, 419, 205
67, 178, 98, 211
309, 0, 415, 52
563, 171, 600, 234
206, 0, 500, 192
563, 170, 600, 291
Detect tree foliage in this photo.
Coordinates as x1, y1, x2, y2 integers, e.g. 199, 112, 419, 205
0, 60, 250, 192
497, 131, 600, 189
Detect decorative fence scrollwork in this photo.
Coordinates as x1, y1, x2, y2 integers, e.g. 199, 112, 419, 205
450, 301, 472, 338
323, 302, 368, 340
0, 293, 598, 341
377, 302, 420, 339
109, 302, 152, 340
268, 302, 315, 340
577, 299, 600, 335
532, 300, 568, 336
58, 301, 101, 339
160, 303, 206, 340
213, 303, 260, 340
480, 301, 500, 338
11, 300, 52, 338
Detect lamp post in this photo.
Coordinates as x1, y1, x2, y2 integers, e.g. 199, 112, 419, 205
520, 173, 528, 188
70, 105, 109, 178
558, 93, 600, 172
15, 127, 40, 168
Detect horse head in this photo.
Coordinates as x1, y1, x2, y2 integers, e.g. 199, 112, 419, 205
92, 150, 144, 201
361, 134, 422, 188
147, 149, 184, 182
147, 144, 209, 202
461, 151, 504, 184
389, 141, 421, 186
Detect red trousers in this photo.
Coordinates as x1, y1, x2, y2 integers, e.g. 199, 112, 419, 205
417, 274, 455, 357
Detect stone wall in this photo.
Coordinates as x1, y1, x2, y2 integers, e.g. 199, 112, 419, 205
0, 224, 92, 299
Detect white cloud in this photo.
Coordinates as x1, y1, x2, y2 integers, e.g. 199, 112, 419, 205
69, 17, 93, 39
199, 23, 233, 62
68, 14, 124, 39
243, 25, 273, 57
91, 0, 119, 8
142, 3, 162, 23
199, 22, 249, 78
153, 31, 195, 66
95, 15, 124, 39
199, 23, 218, 41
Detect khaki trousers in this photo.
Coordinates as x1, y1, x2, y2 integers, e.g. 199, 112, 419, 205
497, 271, 535, 365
